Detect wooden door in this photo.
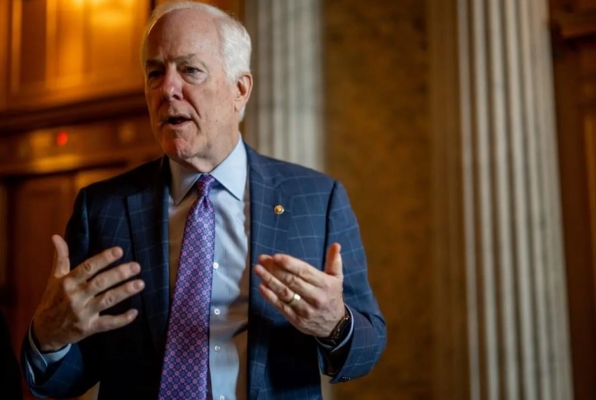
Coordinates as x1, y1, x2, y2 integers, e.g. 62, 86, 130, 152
7, 167, 125, 400
10, 174, 75, 400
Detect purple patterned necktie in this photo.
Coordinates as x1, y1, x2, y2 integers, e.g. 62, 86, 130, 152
159, 174, 216, 400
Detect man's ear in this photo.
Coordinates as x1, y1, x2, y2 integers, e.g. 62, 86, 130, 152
234, 72, 253, 113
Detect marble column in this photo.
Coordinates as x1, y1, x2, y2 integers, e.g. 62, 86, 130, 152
429, 0, 573, 399
243, 1, 331, 398
243, 0, 324, 171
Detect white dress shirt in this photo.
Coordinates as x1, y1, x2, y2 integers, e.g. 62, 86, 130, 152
168, 136, 250, 400
26, 137, 251, 400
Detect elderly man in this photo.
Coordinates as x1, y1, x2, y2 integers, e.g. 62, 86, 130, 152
22, 1, 386, 399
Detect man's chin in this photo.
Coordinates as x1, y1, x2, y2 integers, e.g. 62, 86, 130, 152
163, 146, 213, 169
166, 149, 194, 163
161, 137, 194, 157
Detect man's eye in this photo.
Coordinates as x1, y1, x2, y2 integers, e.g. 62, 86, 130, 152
184, 66, 201, 74
147, 70, 162, 79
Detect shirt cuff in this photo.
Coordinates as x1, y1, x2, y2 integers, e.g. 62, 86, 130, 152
26, 323, 71, 382
315, 306, 354, 353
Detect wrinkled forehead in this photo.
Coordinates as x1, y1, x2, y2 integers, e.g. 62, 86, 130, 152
145, 8, 221, 59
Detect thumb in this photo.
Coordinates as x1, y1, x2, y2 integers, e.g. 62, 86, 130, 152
324, 243, 343, 279
51, 235, 70, 278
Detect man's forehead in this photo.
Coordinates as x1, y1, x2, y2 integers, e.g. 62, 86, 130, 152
143, 7, 223, 65
148, 8, 218, 40
145, 54, 203, 66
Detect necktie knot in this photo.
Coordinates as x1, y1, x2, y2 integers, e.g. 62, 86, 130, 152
196, 174, 216, 198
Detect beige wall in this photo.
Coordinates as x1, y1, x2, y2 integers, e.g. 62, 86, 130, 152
324, 1, 432, 399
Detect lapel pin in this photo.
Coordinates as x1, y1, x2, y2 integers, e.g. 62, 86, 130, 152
274, 205, 284, 215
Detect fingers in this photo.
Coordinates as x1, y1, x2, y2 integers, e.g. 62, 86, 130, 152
324, 243, 343, 279
254, 264, 298, 304
93, 309, 139, 334
255, 260, 322, 317
255, 248, 344, 306
256, 245, 343, 291
91, 279, 145, 314
85, 262, 142, 297
37, 239, 144, 349
255, 248, 346, 338
258, 253, 319, 286
51, 235, 71, 278
258, 282, 300, 318
70, 247, 125, 284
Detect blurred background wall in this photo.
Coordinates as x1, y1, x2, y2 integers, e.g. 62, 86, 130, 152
0, 0, 595, 400
324, 2, 431, 399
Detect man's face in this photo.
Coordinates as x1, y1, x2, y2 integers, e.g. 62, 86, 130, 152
144, 9, 241, 171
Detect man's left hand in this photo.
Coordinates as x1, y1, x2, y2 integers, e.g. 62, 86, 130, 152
254, 243, 345, 338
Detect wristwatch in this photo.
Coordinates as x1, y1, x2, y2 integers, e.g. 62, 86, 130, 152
319, 306, 351, 347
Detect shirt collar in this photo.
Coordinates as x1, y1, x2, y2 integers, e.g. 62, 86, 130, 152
169, 136, 247, 205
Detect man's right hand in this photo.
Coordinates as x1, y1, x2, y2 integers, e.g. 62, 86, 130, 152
31, 235, 145, 352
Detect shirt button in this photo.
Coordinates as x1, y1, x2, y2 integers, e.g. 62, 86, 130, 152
214, 308, 221, 315
219, 396, 225, 400
214, 345, 221, 352
213, 262, 219, 269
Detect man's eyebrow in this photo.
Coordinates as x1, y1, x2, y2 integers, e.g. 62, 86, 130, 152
145, 59, 163, 69
145, 55, 207, 69
174, 54, 199, 63
176, 55, 209, 71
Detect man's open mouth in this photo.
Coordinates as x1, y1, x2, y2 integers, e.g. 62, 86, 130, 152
163, 116, 191, 126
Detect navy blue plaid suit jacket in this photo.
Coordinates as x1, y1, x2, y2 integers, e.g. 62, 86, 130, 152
23, 145, 386, 399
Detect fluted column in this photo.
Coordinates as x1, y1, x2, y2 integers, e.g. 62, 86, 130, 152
243, 0, 324, 171
430, 0, 573, 399
243, 1, 330, 398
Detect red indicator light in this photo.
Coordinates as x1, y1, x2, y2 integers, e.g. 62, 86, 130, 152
56, 131, 68, 146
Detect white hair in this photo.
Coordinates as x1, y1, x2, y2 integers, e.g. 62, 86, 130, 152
141, 1, 252, 119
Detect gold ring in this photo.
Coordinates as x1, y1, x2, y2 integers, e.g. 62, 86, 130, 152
287, 292, 301, 306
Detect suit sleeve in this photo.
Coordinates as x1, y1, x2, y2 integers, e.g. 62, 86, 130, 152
21, 189, 103, 398
321, 181, 387, 383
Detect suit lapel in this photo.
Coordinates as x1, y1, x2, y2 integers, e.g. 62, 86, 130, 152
126, 158, 170, 352
124, 148, 295, 394
246, 146, 293, 398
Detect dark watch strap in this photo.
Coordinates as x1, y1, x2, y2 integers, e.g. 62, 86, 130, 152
319, 305, 351, 347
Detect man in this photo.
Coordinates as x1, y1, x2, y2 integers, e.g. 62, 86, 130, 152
22, 1, 386, 399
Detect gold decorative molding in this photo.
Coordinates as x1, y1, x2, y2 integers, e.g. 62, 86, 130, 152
0, 91, 147, 135
0, 115, 161, 177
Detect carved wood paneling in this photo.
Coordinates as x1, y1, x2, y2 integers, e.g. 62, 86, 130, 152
0, 0, 8, 111
156, 0, 242, 15
0, 184, 7, 303
10, 174, 75, 400
0, 91, 147, 136
576, 0, 596, 11
4, 0, 149, 111
550, 2, 596, 399
7, 169, 125, 400
0, 115, 161, 177
550, 0, 596, 13
555, 10, 596, 39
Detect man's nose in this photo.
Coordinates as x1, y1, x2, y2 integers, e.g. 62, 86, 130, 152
160, 69, 183, 101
